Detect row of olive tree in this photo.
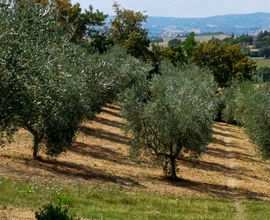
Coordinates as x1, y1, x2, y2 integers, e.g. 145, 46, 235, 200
218, 80, 270, 159
0, 1, 149, 159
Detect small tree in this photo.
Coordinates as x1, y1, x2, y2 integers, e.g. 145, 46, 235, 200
122, 63, 217, 180
183, 32, 197, 59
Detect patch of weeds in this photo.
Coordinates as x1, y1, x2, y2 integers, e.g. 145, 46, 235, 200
20, 186, 33, 194
93, 163, 97, 167
35, 203, 78, 220
53, 190, 75, 207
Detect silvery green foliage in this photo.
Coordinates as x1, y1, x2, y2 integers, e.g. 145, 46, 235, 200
236, 82, 270, 159
219, 83, 240, 125
122, 62, 217, 179
0, 1, 149, 157
0, 1, 91, 156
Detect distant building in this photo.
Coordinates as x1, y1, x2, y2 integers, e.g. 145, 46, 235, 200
250, 49, 259, 57
253, 36, 258, 43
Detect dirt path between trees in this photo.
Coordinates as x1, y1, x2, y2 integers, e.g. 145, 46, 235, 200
1, 106, 270, 219
223, 126, 244, 219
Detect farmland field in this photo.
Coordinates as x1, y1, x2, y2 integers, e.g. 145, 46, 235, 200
159, 34, 231, 46
251, 57, 270, 69
1, 105, 270, 219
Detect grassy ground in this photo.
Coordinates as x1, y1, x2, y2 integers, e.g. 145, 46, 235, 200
240, 201, 270, 220
0, 177, 236, 220
251, 58, 270, 68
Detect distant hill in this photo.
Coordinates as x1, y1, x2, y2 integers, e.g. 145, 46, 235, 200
106, 12, 270, 37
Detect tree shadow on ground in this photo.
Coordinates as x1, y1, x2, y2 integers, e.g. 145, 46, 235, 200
168, 178, 268, 200
105, 105, 120, 111
94, 117, 124, 129
70, 142, 134, 167
212, 137, 227, 146
180, 157, 266, 182
1, 154, 144, 188
79, 126, 129, 145
101, 109, 121, 118
205, 147, 259, 163
213, 130, 241, 140
211, 137, 247, 151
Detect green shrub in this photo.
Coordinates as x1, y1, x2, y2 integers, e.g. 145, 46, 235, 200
35, 203, 77, 220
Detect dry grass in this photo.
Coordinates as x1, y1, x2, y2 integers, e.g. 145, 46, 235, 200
0, 207, 35, 220
1, 105, 270, 218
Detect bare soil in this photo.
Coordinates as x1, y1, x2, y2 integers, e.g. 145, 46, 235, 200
1, 105, 270, 219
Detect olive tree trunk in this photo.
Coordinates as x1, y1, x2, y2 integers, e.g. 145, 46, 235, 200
24, 124, 42, 159
170, 156, 177, 180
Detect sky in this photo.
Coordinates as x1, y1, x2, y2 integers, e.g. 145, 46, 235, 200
71, 0, 270, 18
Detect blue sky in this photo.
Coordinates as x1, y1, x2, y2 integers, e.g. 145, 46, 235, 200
71, 0, 270, 18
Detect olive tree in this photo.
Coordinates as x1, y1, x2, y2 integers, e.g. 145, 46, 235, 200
0, 1, 148, 158
217, 83, 241, 125
0, 1, 94, 158
235, 82, 270, 159
122, 63, 217, 180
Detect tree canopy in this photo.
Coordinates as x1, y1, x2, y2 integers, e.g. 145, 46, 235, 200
147, 44, 187, 76
0, 1, 149, 159
259, 47, 270, 58
122, 63, 217, 180
109, 2, 149, 59
192, 38, 257, 87
19, 0, 108, 43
